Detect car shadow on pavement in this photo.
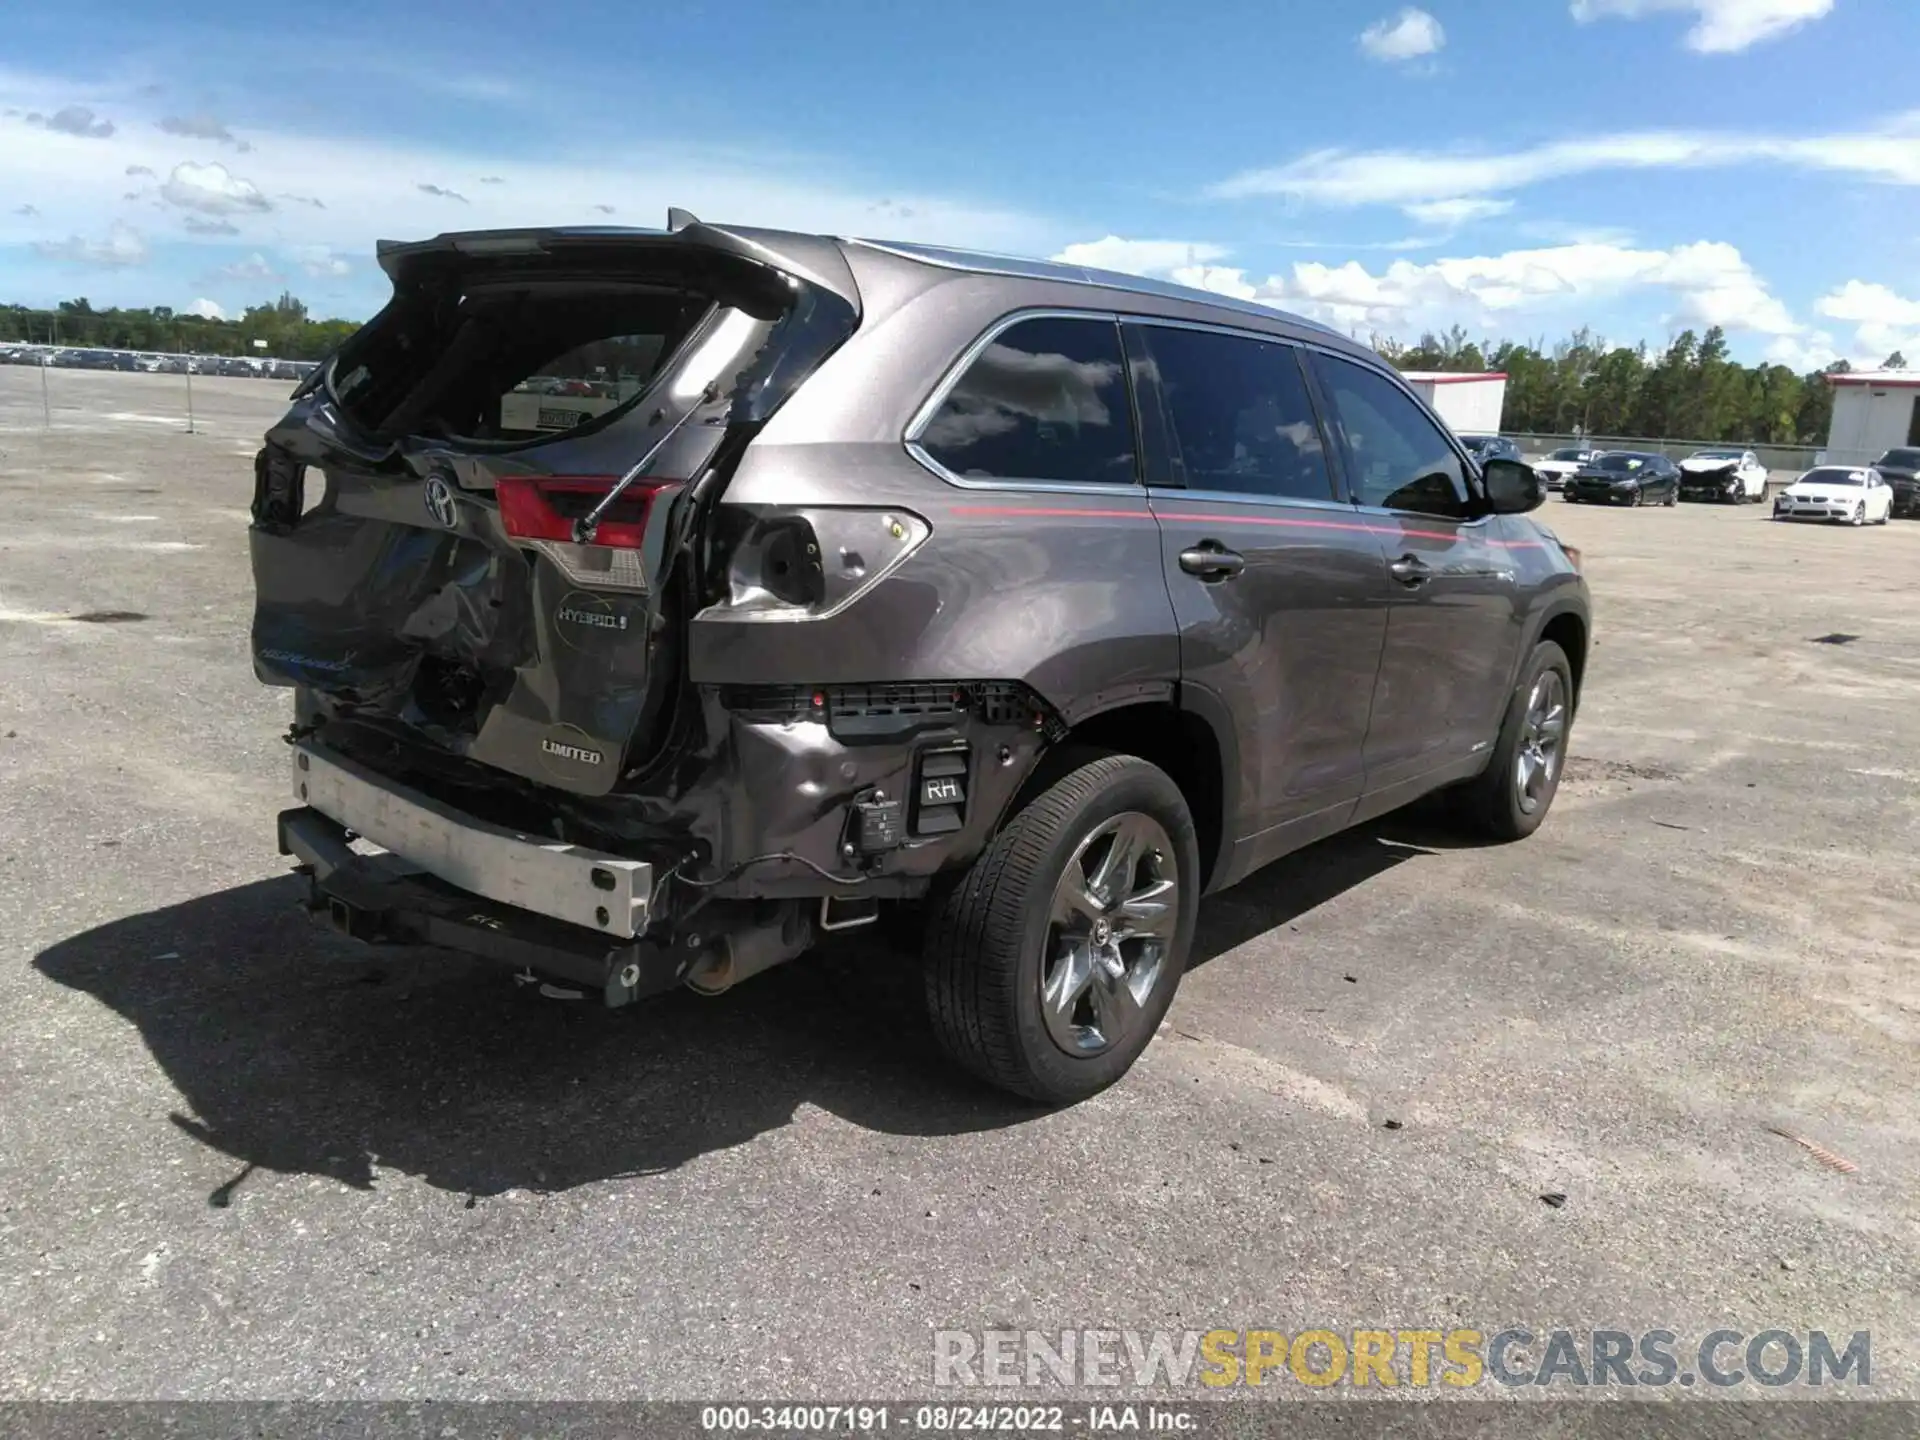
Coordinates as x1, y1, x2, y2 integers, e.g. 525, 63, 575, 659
33, 875, 1020, 1203
34, 816, 1456, 1205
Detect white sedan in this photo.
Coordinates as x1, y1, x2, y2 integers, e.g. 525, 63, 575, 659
1772, 466, 1895, 525
1678, 448, 1770, 502
1531, 446, 1603, 491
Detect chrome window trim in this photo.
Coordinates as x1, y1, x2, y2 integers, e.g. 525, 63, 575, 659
1162, 489, 1369, 518
902, 305, 1474, 507
904, 308, 1146, 495
1349, 501, 1495, 532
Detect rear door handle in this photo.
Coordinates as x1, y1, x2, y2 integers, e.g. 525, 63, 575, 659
1388, 554, 1431, 586
1178, 544, 1246, 581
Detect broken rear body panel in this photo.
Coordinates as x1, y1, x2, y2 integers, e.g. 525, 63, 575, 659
253, 226, 1176, 983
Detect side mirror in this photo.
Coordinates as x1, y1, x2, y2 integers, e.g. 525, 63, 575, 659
1482, 457, 1544, 514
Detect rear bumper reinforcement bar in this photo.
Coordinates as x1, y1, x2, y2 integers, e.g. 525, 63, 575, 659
290, 739, 652, 938
278, 806, 688, 1006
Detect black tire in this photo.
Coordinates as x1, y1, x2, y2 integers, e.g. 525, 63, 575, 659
1451, 640, 1575, 842
923, 753, 1199, 1104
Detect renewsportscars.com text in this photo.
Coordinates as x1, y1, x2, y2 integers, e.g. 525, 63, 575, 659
932, 1328, 1871, 1390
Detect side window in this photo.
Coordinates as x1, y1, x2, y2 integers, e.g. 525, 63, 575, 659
1134, 325, 1335, 501
1314, 354, 1473, 519
915, 316, 1136, 486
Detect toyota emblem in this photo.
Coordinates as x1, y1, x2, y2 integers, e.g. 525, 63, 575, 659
423, 475, 458, 529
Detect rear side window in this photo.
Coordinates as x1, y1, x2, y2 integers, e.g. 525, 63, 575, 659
1314, 354, 1472, 520
916, 316, 1137, 486
1134, 325, 1334, 501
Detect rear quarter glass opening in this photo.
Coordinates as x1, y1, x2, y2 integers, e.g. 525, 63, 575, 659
327, 281, 718, 448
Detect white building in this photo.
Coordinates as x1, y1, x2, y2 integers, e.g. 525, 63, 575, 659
1825, 370, 1920, 464
1400, 371, 1509, 436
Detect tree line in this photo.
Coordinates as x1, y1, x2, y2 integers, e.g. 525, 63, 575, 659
2, 294, 359, 360
2, 296, 1877, 446
1377, 324, 1872, 446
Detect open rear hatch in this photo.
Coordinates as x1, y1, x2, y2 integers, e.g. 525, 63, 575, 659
250, 222, 858, 799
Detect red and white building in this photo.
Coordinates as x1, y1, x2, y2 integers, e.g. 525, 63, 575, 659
1399, 371, 1509, 436
1825, 369, 1920, 465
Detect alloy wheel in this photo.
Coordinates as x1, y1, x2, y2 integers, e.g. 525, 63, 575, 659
1514, 670, 1568, 816
1040, 812, 1177, 1058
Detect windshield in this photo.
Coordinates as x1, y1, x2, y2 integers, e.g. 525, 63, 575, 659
1547, 448, 1586, 461
1877, 449, 1920, 468
1802, 470, 1864, 487
1596, 454, 1650, 473
1691, 450, 1742, 460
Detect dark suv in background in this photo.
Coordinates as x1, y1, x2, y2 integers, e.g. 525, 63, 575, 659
254, 217, 1590, 1103
1460, 434, 1522, 465
1873, 448, 1920, 517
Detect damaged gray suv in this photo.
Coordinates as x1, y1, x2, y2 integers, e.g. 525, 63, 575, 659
255, 215, 1589, 1103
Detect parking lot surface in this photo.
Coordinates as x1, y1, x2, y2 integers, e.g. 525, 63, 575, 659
2, 369, 1917, 1400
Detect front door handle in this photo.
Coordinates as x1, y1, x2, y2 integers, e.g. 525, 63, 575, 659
1388, 554, 1431, 586
1178, 544, 1246, 581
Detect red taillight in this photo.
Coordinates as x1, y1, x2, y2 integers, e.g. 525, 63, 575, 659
495, 476, 667, 549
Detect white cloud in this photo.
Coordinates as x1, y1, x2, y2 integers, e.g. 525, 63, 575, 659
33, 223, 149, 267
1050, 236, 1230, 276
1814, 280, 1920, 363
1818, 279, 1920, 330
1169, 264, 1260, 301
1210, 112, 1920, 205
1570, 0, 1834, 53
1184, 239, 1802, 346
25, 104, 113, 138
186, 297, 226, 320
218, 252, 279, 281
1359, 8, 1446, 62
1402, 197, 1515, 228
1764, 332, 1839, 370
160, 161, 272, 216
0, 85, 1061, 286
292, 244, 353, 278
158, 112, 250, 151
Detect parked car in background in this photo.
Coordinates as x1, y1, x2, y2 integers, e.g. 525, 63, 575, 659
1460, 434, 1522, 465
1870, 447, 1920, 517
1678, 447, 1769, 503
1773, 466, 1893, 525
252, 218, 1591, 1104
1564, 451, 1680, 506
1531, 446, 1604, 491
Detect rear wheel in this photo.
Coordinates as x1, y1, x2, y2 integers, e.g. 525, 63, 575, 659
1451, 640, 1573, 842
924, 753, 1199, 1104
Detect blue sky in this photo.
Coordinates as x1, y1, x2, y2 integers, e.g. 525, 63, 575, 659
3, 0, 1916, 367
